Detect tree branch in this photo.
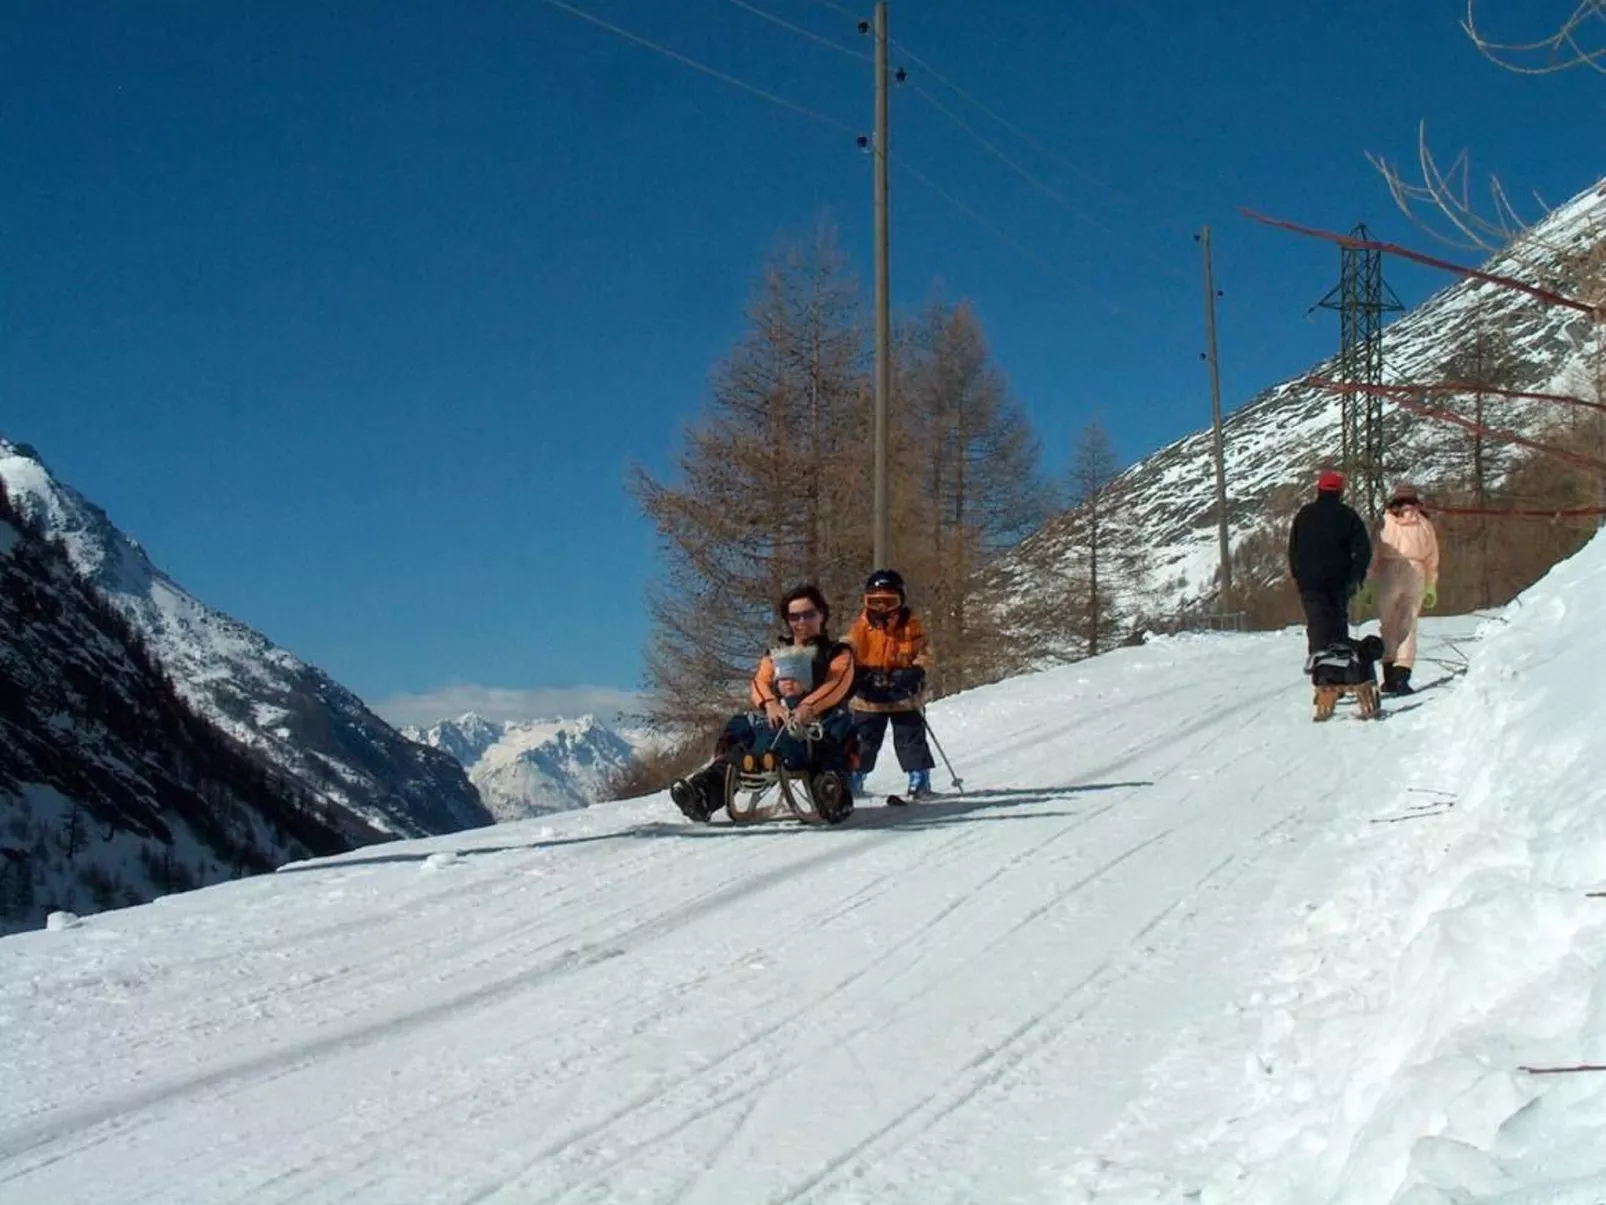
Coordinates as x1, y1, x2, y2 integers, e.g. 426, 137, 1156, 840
1465, 0, 1606, 75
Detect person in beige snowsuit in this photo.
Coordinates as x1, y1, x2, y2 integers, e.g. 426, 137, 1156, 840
1366, 482, 1440, 695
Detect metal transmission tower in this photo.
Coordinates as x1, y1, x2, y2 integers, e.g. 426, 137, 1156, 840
1313, 224, 1404, 518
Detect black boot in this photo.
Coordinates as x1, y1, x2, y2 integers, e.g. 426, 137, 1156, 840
809, 769, 854, 825
1393, 666, 1414, 695
1380, 662, 1400, 694
670, 765, 726, 822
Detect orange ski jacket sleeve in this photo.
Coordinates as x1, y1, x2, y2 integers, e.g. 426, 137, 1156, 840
802, 645, 855, 713
749, 653, 779, 709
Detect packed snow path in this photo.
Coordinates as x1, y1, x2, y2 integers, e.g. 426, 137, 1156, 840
1, 626, 1474, 1204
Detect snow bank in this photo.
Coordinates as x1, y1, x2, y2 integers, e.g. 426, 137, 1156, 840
1079, 530, 1606, 1203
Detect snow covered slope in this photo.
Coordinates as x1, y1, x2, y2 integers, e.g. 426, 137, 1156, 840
404, 712, 642, 819
0, 441, 490, 839
7, 527, 1606, 1202
1019, 180, 1606, 609
0, 481, 354, 931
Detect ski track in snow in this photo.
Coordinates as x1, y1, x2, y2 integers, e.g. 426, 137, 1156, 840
0, 621, 1483, 1204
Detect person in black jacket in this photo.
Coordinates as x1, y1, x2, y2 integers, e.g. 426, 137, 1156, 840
1287, 469, 1372, 656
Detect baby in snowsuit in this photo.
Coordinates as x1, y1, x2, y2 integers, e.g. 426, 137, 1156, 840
1367, 483, 1440, 695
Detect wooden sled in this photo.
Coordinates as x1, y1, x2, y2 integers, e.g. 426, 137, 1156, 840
1313, 681, 1380, 721
724, 759, 826, 825
722, 728, 852, 826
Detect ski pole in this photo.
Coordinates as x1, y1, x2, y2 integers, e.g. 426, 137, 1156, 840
919, 710, 964, 792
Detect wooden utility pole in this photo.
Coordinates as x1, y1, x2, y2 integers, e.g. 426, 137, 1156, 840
1199, 226, 1232, 609
871, 0, 892, 568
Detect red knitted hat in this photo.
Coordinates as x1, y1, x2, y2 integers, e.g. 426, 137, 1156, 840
1316, 469, 1345, 493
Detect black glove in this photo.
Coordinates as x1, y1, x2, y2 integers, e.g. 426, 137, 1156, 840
855, 669, 892, 700
889, 666, 926, 696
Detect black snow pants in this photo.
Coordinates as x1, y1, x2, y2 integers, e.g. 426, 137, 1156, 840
1299, 588, 1351, 655
851, 709, 934, 773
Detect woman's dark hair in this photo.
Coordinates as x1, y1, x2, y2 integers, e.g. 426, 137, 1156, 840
777, 583, 831, 634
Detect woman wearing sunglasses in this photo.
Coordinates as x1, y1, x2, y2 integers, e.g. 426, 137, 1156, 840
669, 584, 858, 824
1365, 483, 1441, 695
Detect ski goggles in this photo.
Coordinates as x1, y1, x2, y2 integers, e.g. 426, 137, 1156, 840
864, 592, 902, 612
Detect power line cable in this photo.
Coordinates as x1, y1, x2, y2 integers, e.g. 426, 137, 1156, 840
775, 2, 1190, 282
801, 0, 860, 19
892, 42, 1112, 198
537, 0, 856, 134
542, 0, 1190, 349
901, 77, 1186, 282
892, 37, 1191, 241
725, 0, 869, 62
892, 155, 1060, 276
893, 155, 1200, 350
802, 1, 1188, 226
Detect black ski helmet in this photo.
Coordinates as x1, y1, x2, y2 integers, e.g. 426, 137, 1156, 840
864, 568, 905, 597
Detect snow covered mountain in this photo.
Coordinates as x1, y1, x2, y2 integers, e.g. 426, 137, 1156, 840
0, 441, 491, 840
404, 712, 646, 820
0, 476, 354, 931
8, 527, 1606, 1202
1018, 179, 1606, 612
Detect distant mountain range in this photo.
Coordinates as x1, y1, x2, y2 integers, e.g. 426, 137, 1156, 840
403, 712, 666, 820
0, 471, 357, 930
0, 441, 491, 844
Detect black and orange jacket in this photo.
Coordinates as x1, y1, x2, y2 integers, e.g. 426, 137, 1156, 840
749, 636, 856, 715
847, 609, 933, 714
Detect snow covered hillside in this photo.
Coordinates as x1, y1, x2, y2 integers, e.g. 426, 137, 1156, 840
0, 440, 490, 840
404, 712, 645, 819
6, 532, 1606, 1203
1016, 179, 1606, 611
0, 478, 352, 933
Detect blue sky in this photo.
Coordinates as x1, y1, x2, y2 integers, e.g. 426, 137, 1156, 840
3, 0, 1599, 724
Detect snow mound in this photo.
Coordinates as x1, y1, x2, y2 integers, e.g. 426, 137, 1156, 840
1076, 529, 1606, 1203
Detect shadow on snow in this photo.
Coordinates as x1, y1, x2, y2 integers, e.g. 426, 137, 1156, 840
275, 781, 1153, 871
665, 780, 1153, 836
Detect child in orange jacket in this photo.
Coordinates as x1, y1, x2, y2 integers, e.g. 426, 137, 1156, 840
847, 569, 936, 800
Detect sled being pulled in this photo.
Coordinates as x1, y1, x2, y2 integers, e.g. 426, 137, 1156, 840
1309, 635, 1384, 722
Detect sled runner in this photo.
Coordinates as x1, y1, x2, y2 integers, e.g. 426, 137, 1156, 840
1308, 635, 1385, 722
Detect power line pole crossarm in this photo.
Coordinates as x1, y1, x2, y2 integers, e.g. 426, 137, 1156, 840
1198, 226, 1232, 612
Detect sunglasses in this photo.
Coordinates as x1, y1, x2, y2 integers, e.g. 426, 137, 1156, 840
786, 607, 821, 623
1387, 500, 1419, 513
